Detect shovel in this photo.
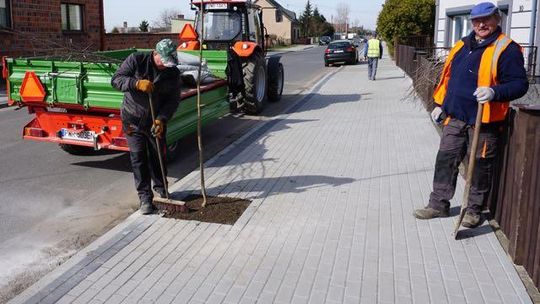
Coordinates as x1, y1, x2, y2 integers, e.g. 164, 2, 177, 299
453, 103, 484, 239
148, 92, 188, 213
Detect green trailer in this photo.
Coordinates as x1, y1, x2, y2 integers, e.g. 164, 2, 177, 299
2, 49, 230, 154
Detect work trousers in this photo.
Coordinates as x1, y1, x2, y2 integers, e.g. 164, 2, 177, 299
367, 57, 379, 80
428, 118, 501, 215
125, 126, 167, 204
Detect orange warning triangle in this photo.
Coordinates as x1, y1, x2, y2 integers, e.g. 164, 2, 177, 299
20, 71, 46, 102
179, 23, 198, 41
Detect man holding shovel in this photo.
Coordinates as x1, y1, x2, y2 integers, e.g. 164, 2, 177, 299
112, 39, 182, 214
414, 2, 528, 228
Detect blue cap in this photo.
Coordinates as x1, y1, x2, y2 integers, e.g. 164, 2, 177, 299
470, 2, 499, 20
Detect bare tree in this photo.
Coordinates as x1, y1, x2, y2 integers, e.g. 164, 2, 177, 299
152, 8, 184, 31
335, 3, 350, 34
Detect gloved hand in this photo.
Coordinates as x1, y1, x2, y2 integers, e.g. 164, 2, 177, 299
151, 119, 164, 138
431, 106, 443, 124
473, 87, 494, 104
135, 79, 154, 93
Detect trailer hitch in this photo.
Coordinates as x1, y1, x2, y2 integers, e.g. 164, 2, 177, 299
92, 126, 109, 150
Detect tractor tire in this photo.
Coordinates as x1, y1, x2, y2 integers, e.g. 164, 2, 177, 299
242, 53, 267, 115
59, 144, 97, 155
267, 62, 284, 102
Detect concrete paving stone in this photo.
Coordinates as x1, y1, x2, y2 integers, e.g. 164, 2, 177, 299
463, 288, 486, 304
441, 266, 459, 281
273, 285, 295, 304
261, 276, 282, 295
67, 279, 95, 298
343, 296, 361, 304
293, 279, 313, 299
395, 279, 411, 297
475, 267, 500, 285
428, 282, 449, 302
168, 286, 197, 303
447, 295, 467, 304
73, 287, 102, 303
443, 280, 465, 298
394, 266, 410, 283
307, 290, 327, 304
330, 270, 347, 288
290, 295, 309, 304
359, 291, 377, 304
325, 285, 345, 303
203, 292, 227, 304
92, 283, 122, 302
478, 283, 504, 302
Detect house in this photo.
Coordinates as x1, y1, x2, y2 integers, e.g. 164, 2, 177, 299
434, 0, 540, 77
0, 0, 178, 83
0, 0, 105, 59
255, 0, 300, 45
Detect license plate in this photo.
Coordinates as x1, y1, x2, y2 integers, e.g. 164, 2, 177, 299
60, 128, 95, 142
334, 50, 344, 53
206, 3, 227, 9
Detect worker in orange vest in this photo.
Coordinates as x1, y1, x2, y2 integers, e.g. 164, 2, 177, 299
414, 2, 528, 227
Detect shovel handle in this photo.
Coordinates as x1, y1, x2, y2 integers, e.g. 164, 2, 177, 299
454, 103, 484, 237
148, 92, 170, 200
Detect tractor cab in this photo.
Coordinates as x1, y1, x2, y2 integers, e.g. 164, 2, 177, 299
180, 0, 283, 115
190, 0, 266, 53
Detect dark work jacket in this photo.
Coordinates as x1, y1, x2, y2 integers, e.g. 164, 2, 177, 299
111, 52, 182, 129
442, 28, 528, 125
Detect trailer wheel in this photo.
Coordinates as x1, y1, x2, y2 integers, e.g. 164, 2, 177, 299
267, 61, 284, 102
243, 53, 267, 115
59, 144, 97, 155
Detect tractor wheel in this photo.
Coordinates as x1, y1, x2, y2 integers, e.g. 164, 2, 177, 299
267, 62, 284, 102
242, 53, 267, 115
59, 144, 97, 155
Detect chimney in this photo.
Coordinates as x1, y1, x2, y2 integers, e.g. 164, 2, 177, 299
123, 21, 128, 28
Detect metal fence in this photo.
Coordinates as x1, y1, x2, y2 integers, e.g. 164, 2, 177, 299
396, 44, 538, 83
395, 41, 540, 291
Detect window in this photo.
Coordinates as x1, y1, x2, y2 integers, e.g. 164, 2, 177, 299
275, 10, 283, 23
61, 3, 83, 31
247, 9, 262, 42
451, 14, 472, 44
0, 0, 11, 28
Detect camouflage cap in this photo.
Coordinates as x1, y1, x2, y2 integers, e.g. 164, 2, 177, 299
155, 39, 179, 68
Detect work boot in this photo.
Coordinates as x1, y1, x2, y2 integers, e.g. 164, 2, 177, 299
461, 212, 481, 228
140, 201, 155, 215
413, 207, 449, 219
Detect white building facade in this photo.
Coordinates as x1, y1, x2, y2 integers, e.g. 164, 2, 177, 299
434, 0, 540, 76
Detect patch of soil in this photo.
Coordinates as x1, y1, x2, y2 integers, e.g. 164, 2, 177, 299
162, 195, 251, 225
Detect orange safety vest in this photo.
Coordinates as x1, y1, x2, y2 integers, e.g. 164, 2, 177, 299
433, 33, 516, 123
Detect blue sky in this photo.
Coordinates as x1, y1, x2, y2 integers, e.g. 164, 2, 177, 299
103, 0, 385, 32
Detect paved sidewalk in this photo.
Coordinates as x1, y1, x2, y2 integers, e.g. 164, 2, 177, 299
12, 55, 532, 303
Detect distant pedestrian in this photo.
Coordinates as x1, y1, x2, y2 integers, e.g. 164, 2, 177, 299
111, 39, 182, 215
413, 2, 528, 227
364, 34, 383, 80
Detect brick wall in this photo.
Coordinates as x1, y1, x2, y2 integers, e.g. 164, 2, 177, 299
103, 33, 180, 50
0, 0, 103, 59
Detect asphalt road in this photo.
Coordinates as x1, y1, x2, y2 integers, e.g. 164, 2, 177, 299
0, 46, 329, 293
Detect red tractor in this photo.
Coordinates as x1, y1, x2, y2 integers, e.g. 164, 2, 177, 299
179, 0, 284, 114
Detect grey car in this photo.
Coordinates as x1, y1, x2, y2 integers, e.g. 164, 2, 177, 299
324, 40, 358, 66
